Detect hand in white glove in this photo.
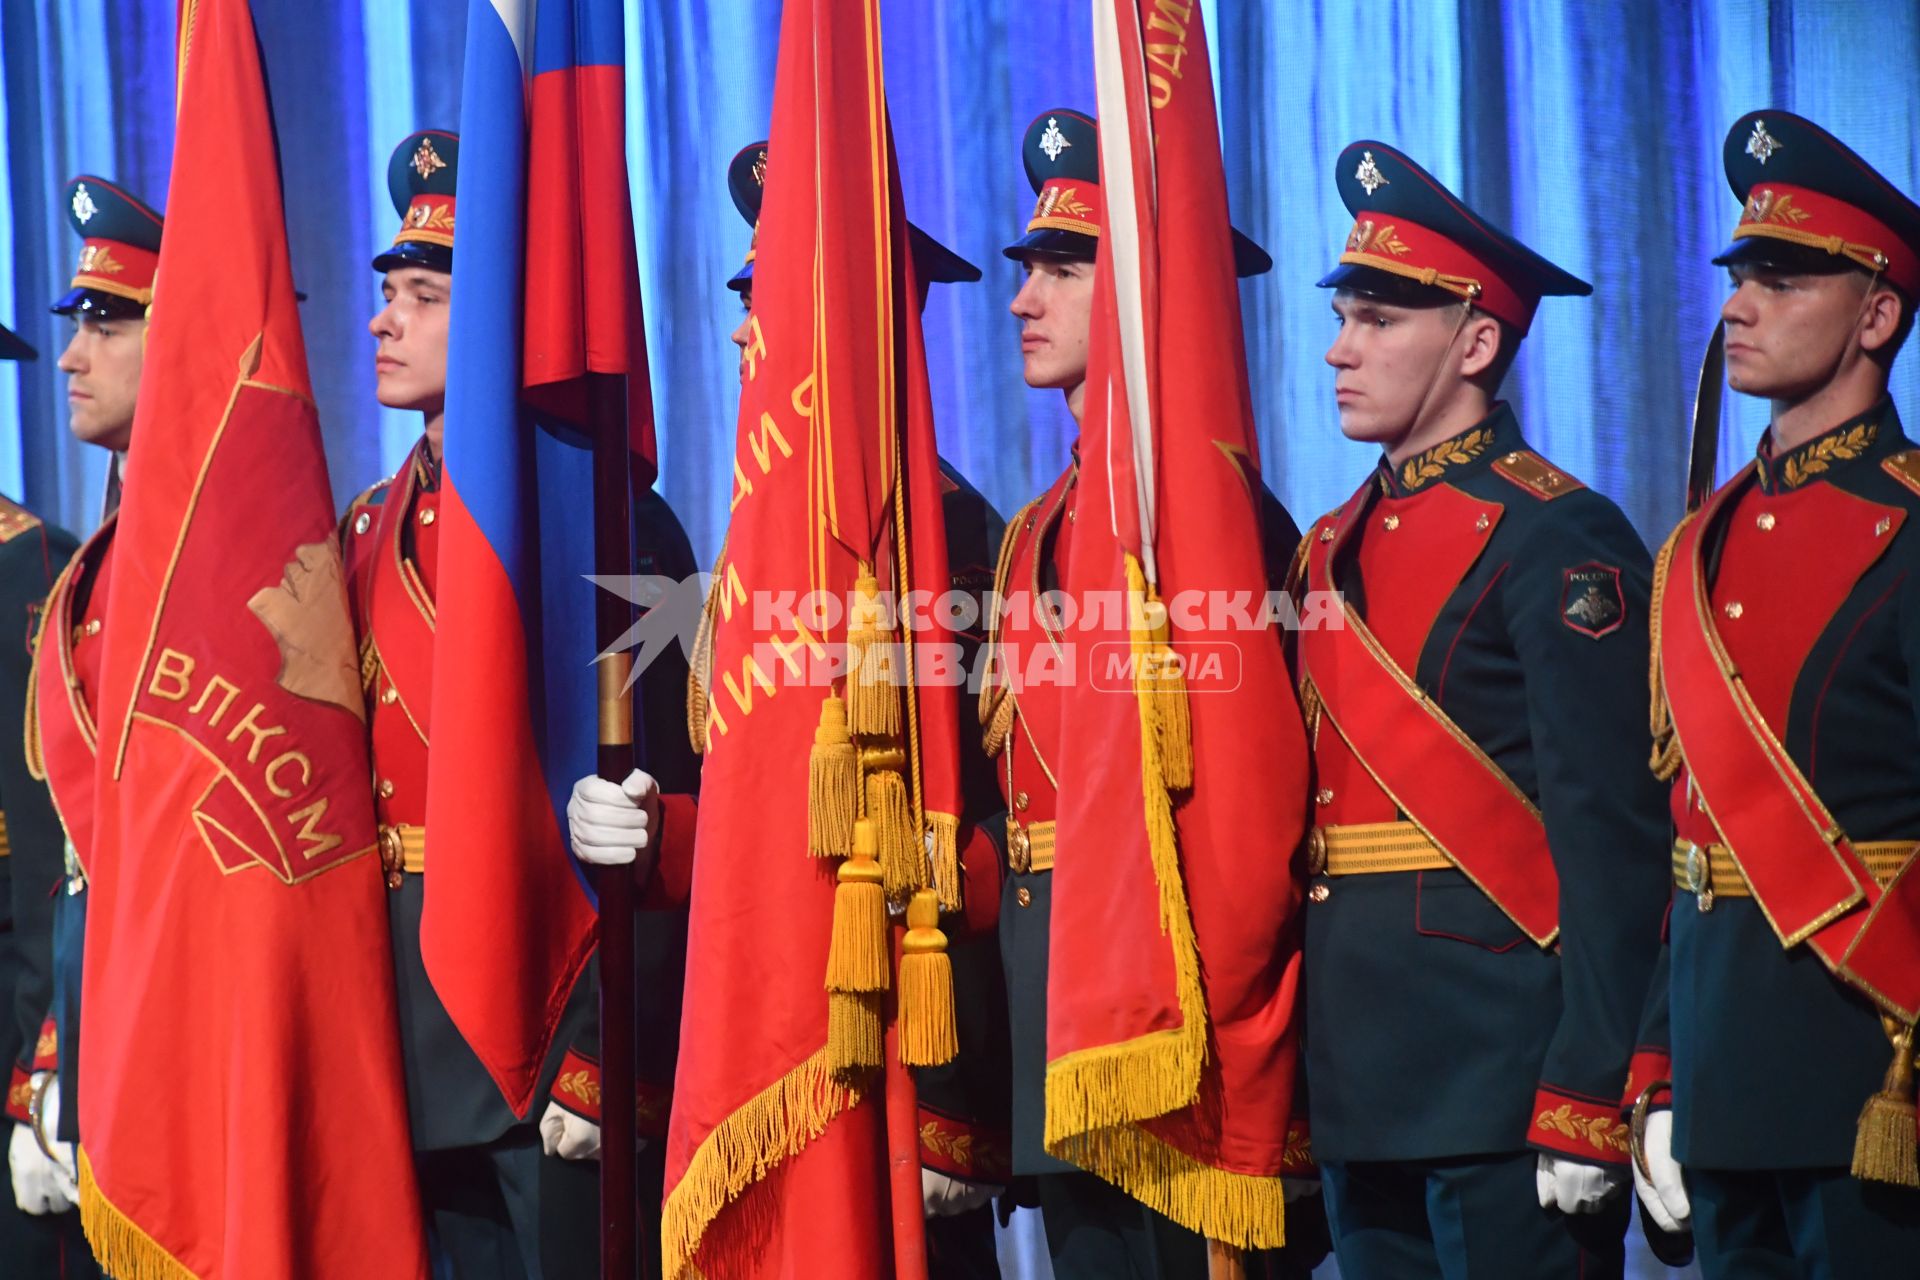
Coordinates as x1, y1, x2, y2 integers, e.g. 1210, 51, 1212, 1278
538, 1100, 603, 1161
1281, 1176, 1321, 1203
921, 1168, 999, 1217
1535, 1152, 1627, 1214
567, 770, 661, 871
1631, 1109, 1691, 1234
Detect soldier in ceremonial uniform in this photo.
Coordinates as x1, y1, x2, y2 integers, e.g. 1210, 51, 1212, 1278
566, 139, 1015, 1278
1293, 142, 1669, 1277
14, 175, 162, 1280
986, 107, 1317, 1278
0, 317, 83, 1276
1631, 111, 1920, 1276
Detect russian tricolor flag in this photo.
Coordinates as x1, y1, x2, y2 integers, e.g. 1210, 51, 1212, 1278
424, 0, 653, 1115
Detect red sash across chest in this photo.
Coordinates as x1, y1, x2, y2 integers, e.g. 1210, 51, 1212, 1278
1298, 478, 1561, 946
34, 517, 116, 871
1659, 464, 1920, 1019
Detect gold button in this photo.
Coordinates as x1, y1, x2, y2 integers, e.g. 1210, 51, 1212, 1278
1015, 790, 1030, 811
1066, 508, 1075, 523
1305, 826, 1328, 877
1877, 517, 1893, 537
1309, 883, 1331, 903
1475, 513, 1490, 532
378, 779, 395, 798
84, 619, 101, 637
419, 508, 436, 526
1724, 601, 1743, 619
1504, 452, 1522, 463
380, 687, 398, 705
1756, 512, 1776, 531
1016, 887, 1032, 908
1315, 788, 1334, 806
1319, 526, 1334, 542
354, 512, 372, 535
1383, 514, 1401, 531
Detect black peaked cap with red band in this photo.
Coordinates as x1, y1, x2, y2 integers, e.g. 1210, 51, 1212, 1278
1002, 107, 1273, 278
1317, 141, 1589, 335
1713, 110, 1920, 298
373, 130, 458, 274
53, 176, 165, 321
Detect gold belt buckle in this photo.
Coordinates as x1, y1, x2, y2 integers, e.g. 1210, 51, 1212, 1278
379, 827, 405, 889
1008, 821, 1032, 875
1305, 827, 1328, 877
1682, 840, 1713, 913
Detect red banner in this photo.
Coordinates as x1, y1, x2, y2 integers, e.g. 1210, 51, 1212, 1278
78, 1, 427, 1275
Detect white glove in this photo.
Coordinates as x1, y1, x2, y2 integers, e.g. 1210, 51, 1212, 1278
567, 770, 661, 870
1631, 1108, 1691, 1234
921, 1168, 999, 1217
1282, 1176, 1321, 1203
538, 1100, 603, 1161
1535, 1152, 1627, 1214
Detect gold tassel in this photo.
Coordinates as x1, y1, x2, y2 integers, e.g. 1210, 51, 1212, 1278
897, 889, 958, 1067
981, 688, 1015, 758
1853, 1020, 1920, 1187
807, 695, 857, 858
827, 990, 883, 1075
826, 819, 888, 993
847, 569, 902, 738
866, 768, 923, 897
1127, 554, 1192, 792
928, 811, 962, 914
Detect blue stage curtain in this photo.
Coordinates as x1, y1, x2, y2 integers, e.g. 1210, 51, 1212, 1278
3, 0, 1918, 564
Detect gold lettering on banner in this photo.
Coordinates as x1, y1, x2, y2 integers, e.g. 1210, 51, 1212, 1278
707, 613, 830, 742
730, 374, 811, 513
741, 314, 767, 381
1146, 0, 1193, 109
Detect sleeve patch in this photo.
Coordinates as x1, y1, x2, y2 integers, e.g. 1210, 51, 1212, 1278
1561, 562, 1625, 638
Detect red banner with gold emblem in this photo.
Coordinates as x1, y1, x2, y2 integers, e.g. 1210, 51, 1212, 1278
1042, 0, 1311, 1248
76, 0, 427, 1275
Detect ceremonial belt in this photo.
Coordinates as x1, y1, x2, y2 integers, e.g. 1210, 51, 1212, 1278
1007, 819, 1055, 874
1299, 487, 1560, 947
1673, 837, 1916, 906
378, 823, 426, 886
1310, 821, 1453, 875
1659, 475, 1920, 1021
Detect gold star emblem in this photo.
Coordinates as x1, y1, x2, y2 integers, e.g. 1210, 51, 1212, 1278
1355, 151, 1389, 197
411, 137, 447, 182
1746, 120, 1781, 165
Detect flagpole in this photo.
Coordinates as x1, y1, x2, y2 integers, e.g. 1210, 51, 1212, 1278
884, 929, 929, 1280
590, 370, 640, 1277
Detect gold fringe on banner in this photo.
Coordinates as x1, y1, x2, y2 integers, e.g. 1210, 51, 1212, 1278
807, 695, 857, 857
659, 1049, 862, 1280
847, 568, 901, 738
927, 810, 962, 913
826, 820, 889, 993
898, 889, 958, 1066
1853, 1019, 1920, 1187
79, 1150, 200, 1280
1127, 557, 1192, 792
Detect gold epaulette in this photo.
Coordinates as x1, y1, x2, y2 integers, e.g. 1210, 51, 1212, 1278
0, 498, 42, 545
1882, 449, 1920, 499
1491, 450, 1585, 501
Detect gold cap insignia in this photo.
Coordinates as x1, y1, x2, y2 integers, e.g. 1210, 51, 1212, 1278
1746, 119, 1780, 165
412, 137, 447, 181
1039, 117, 1070, 164
1355, 151, 1389, 197
71, 183, 97, 224
750, 148, 767, 189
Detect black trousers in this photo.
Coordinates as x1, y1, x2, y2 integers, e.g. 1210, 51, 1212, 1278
1037, 1170, 1208, 1280
1691, 1165, 1920, 1280
417, 1126, 599, 1280
1322, 1151, 1628, 1279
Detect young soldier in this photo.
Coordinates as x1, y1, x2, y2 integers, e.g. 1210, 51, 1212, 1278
0, 317, 81, 1275
16, 175, 162, 1280
986, 107, 1314, 1278
1634, 111, 1920, 1274
1293, 142, 1669, 1277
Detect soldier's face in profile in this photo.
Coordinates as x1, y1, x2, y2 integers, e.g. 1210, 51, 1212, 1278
1010, 256, 1094, 412
57, 313, 145, 452
1325, 289, 1478, 446
369, 268, 451, 418
1721, 262, 1896, 400
730, 285, 754, 380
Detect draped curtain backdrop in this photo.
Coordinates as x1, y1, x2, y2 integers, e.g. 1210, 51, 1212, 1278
1, 0, 1916, 569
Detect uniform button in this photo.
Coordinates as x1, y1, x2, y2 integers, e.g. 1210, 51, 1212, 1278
1756, 512, 1776, 531
380, 687, 399, 705
1724, 601, 1743, 620
1877, 517, 1893, 537
1475, 513, 1490, 532
1319, 526, 1334, 542
1383, 514, 1401, 531
1016, 887, 1032, 908
378, 779, 396, 798
354, 512, 372, 535
419, 508, 437, 526
1309, 883, 1331, 903
84, 619, 101, 637
1015, 790, 1030, 811
1315, 788, 1334, 806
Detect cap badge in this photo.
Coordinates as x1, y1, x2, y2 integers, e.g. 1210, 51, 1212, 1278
1743, 187, 1808, 226
1355, 151, 1388, 197
71, 183, 97, 225
750, 148, 768, 189
1746, 119, 1781, 165
1039, 117, 1071, 164
1345, 219, 1409, 257
411, 137, 447, 181
77, 244, 124, 276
